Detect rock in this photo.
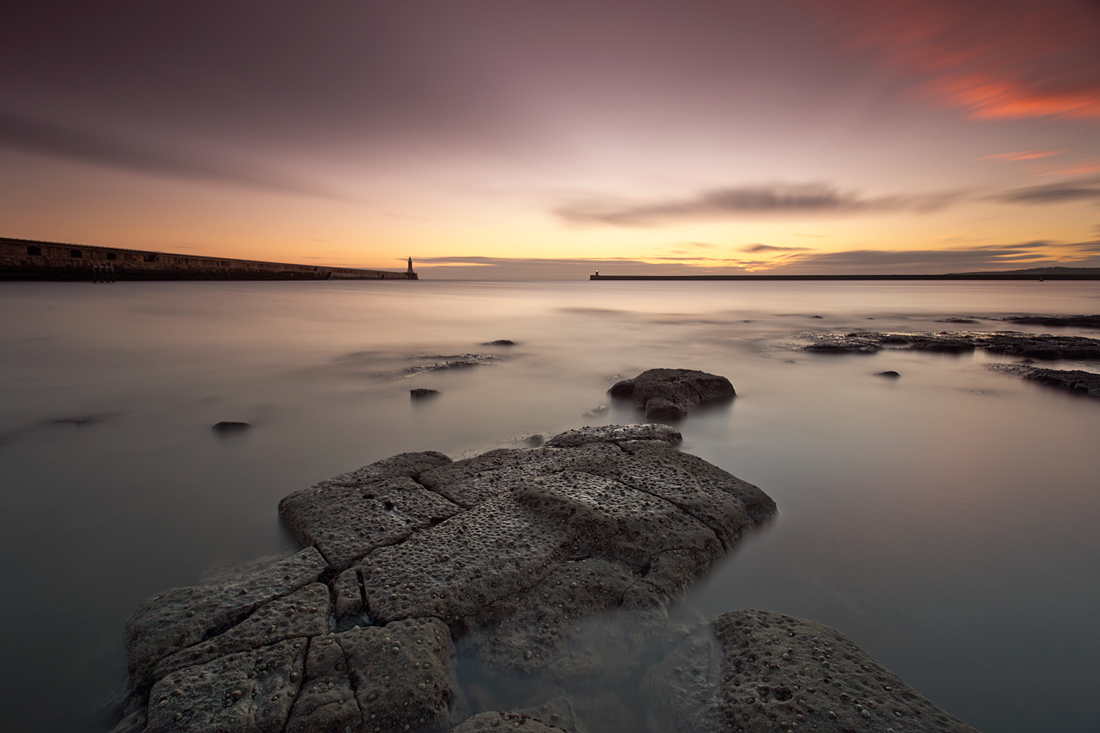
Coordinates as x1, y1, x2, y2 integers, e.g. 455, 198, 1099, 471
483, 340, 516, 346
877, 370, 901, 378
331, 568, 364, 619
286, 618, 455, 733
543, 423, 681, 448
450, 711, 568, 733
802, 330, 1100, 360
411, 388, 441, 398
1005, 314, 1100, 329
936, 317, 979, 324
212, 421, 251, 433
279, 452, 457, 570
124, 547, 328, 685
991, 364, 1100, 398
644, 609, 980, 733
609, 369, 736, 421
152, 582, 330, 681
110, 422, 989, 733
450, 711, 567, 733
146, 638, 305, 733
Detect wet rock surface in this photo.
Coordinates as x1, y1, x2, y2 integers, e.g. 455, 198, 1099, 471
113, 424, 978, 733
645, 609, 980, 733
991, 364, 1100, 397
609, 369, 736, 420
1004, 314, 1100, 329
802, 329, 1100, 360
114, 425, 775, 733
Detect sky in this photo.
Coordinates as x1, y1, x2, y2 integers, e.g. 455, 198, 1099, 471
2, 0, 1100, 278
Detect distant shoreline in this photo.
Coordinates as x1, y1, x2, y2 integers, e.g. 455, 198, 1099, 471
590, 273, 1100, 281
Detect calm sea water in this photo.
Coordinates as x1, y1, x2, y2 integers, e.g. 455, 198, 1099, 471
1, 280, 1098, 733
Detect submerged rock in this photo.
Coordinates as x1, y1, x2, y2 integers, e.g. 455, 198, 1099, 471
877, 370, 901, 378
644, 609, 980, 733
411, 388, 441, 399
609, 369, 735, 421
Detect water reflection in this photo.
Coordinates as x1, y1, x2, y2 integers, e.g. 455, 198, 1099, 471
0, 281, 1098, 733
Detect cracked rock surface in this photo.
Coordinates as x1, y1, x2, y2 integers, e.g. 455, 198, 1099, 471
644, 609, 980, 733
113, 425, 776, 733
609, 369, 736, 420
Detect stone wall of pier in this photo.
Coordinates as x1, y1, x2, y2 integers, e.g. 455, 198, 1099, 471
0, 237, 416, 281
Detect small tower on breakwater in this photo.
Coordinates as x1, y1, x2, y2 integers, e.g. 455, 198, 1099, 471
407, 257, 414, 275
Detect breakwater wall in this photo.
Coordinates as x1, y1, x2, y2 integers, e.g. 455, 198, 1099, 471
1, 237, 417, 281
590, 272, 1100, 281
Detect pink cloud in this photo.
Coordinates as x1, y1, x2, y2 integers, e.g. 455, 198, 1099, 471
810, 0, 1100, 121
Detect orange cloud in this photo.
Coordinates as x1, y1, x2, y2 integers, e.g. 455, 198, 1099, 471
812, 0, 1100, 121
977, 150, 1064, 162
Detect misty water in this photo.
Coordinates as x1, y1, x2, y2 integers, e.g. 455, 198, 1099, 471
1, 279, 1099, 733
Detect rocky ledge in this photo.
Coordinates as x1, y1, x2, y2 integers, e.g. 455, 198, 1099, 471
113, 424, 979, 733
990, 364, 1100, 398
801, 330, 1100, 360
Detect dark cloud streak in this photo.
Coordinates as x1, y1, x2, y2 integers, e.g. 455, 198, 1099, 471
0, 110, 342, 197
556, 183, 961, 227
992, 175, 1100, 205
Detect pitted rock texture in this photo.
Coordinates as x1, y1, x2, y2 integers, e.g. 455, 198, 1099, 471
286, 618, 454, 733
280, 451, 457, 570
449, 711, 569, 733
644, 609, 980, 733
609, 369, 736, 420
802, 330, 1100, 360
352, 428, 773, 672
125, 547, 328, 685
114, 425, 776, 733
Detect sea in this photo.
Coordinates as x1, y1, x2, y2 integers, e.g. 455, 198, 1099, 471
1, 279, 1098, 733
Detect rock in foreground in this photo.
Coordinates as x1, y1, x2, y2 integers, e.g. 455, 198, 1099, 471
609, 369, 736, 420
115, 425, 775, 733
645, 609, 980, 733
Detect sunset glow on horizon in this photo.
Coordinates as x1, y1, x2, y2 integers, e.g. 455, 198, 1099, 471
3, 0, 1099, 278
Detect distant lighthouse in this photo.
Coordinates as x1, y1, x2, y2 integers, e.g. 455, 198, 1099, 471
407, 257, 414, 274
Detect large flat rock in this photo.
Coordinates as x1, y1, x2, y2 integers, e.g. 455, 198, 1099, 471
113, 425, 786, 733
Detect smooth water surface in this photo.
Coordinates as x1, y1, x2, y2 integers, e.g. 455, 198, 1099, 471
1, 280, 1098, 732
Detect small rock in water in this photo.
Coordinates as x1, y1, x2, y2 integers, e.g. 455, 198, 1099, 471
211, 421, 251, 434
876, 371, 901, 378
609, 368, 735, 422
410, 388, 440, 399
483, 339, 516, 346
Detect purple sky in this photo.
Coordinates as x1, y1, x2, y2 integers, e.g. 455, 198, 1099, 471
3, 1, 1099, 277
